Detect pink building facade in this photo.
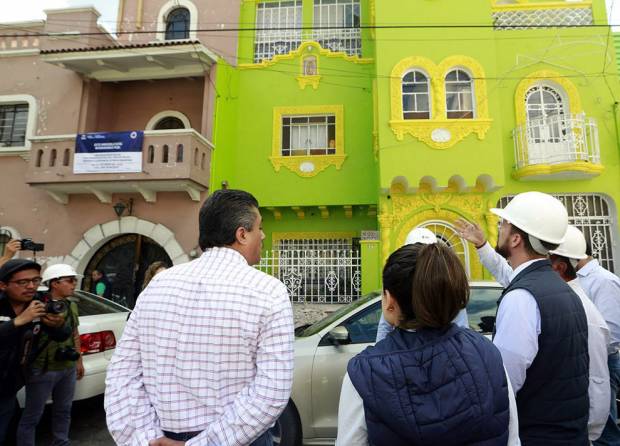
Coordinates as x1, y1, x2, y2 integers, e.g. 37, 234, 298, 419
0, 1, 236, 306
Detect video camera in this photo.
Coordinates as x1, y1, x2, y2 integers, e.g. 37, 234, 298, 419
20, 238, 45, 252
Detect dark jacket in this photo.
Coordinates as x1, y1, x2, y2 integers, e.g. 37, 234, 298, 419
499, 260, 589, 446
91, 275, 112, 300
348, 325, 509, 446
0, 292, 72, 397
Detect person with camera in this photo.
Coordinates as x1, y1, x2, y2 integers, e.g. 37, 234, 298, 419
16, 264, 83, 446
0, 259, 70, 446
0, 239, 21, 268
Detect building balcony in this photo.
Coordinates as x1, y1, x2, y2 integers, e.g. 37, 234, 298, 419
25, 129, 213, 204
253, 28, 362, 63
512, 114, 603, 181
491, 0, 594, 30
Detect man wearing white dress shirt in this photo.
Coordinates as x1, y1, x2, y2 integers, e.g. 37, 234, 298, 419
576, 241, 620, 445
105, 189, 295, 446
456, 191, 590, 445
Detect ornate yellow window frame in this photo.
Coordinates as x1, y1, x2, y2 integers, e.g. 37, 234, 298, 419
514, 69, 582, 126
297, 43, 322, 90
270, 104, 346, 177
389, 55, 492, 150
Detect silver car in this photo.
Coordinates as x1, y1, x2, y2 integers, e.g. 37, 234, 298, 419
273, 282, 503, 446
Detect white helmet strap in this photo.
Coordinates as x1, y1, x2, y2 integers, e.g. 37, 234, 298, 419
529, 234, 550, 256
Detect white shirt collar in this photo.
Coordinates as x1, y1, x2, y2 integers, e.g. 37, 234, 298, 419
509, 258, 547, 282
577, 258, 599, 277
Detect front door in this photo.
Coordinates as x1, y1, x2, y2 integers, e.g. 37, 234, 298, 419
83, 233, 171, 308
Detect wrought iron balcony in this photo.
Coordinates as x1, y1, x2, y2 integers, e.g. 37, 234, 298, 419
512, 113, 603, 181
491, 0, 594, 30
253, 28, 362, 63
25, 129, 213, 203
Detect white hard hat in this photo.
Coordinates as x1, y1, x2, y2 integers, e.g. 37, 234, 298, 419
405, 227, 438, 245
42, 264, 81, 284
490, 191, 568, 245
548, 225, 587, 260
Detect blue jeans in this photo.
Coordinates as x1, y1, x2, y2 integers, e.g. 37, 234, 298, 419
0, 396, 18, 446
16, 367, 76, 446
594, 352, 620, 445
163, 429, 273, 445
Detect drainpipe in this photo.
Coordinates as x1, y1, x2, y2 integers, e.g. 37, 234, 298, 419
614, 102, 620, 154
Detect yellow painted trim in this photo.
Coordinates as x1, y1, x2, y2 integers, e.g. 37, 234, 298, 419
272, 231, 356, 243
116, 0, 126, 33
297, 75, 322, 90
389, 55, 492, 149
271, 104, 346, 177
514, 70, 583, 126
491, 0, 592, 12
513, 161, 604, 179
239, 41, 373, 70
136, 0, 144, 29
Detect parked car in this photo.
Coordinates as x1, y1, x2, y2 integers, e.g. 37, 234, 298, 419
17, 290, 130, 406
272, 282, 503, 446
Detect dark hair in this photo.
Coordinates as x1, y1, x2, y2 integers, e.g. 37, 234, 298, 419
510, 224, 558, 256
549, 254, 577, 280
198, 189, 259, 250
383, 243, 469, 329
142, 261, 168, 290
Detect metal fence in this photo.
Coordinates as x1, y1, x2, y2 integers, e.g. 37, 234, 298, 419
256, 249, 362, 303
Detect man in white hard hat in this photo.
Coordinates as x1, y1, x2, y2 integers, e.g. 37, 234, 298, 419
456, 191, 589, 445
375, 227, 469, 342
17, 264, 83, 446
548, 226, 611, 443
571, 232, 620, 445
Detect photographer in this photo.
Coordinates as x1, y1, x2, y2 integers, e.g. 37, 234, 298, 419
0, 260, 70, 446
16, 264, 83, 446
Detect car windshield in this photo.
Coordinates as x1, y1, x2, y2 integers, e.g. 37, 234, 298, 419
297, 292, 381, 337
70, 291, 129, 316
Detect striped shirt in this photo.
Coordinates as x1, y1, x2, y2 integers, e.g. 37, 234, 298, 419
104, 247, 295, 446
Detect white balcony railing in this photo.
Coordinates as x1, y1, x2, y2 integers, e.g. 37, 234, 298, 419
513, 113, 600, 169
254, 27, 362, 63
492, 1, 593, 30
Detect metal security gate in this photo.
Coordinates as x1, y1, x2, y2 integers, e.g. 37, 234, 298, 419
498, 194, 616, 273
257, 239, 361, 303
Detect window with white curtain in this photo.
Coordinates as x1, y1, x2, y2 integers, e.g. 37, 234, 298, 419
281, 115, 337, 156
445, 69, 474, 119
254, 0, 303, 63
402, 70, 431, 119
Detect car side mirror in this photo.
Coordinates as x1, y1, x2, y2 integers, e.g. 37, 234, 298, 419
326, 326, 351, 346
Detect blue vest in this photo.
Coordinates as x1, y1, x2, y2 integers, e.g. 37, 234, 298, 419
499, 260, 589, 446
348, 325, 509, 446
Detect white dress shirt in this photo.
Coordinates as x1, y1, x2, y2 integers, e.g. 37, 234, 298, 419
477, 243, 542, 393
577, 259, 620, 354
568, 279, 611, 441
105, 247, 295, 446
336, 369, 521, 446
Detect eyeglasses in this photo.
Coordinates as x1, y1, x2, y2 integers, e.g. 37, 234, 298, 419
9, 277, 43, 287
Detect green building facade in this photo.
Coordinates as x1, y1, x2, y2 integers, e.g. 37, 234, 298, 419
211, 0, 620, 300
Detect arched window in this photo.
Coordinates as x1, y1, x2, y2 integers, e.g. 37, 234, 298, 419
194, 147, 199, 166
176, 144, 184, 163
525, 84, 567, 145
154, 116, 186, 130
49, 149, 57, 167
417, 221, 470, 277
35, 149, 43, 167
63, 148, 70, 166
147, 145, 155, 163
303, 56, 318, 76
402, 70, 430, 119
445, 69, 474, 119
165, 8, 190, 40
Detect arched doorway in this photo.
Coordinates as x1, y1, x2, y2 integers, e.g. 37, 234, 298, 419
82, 234, 171, 308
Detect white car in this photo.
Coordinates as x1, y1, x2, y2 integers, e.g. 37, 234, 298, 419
17, 291, 129, 406
272, 282, 503, 446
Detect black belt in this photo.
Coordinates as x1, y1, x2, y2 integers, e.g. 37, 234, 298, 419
163, 430, 201, 441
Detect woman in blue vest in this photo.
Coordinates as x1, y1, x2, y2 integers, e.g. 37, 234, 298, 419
336, 242, 520, 446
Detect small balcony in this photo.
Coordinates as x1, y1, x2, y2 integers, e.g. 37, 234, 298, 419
492, 0, 594, 30
25, 129, 213, 204
512, 114, 603, 181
